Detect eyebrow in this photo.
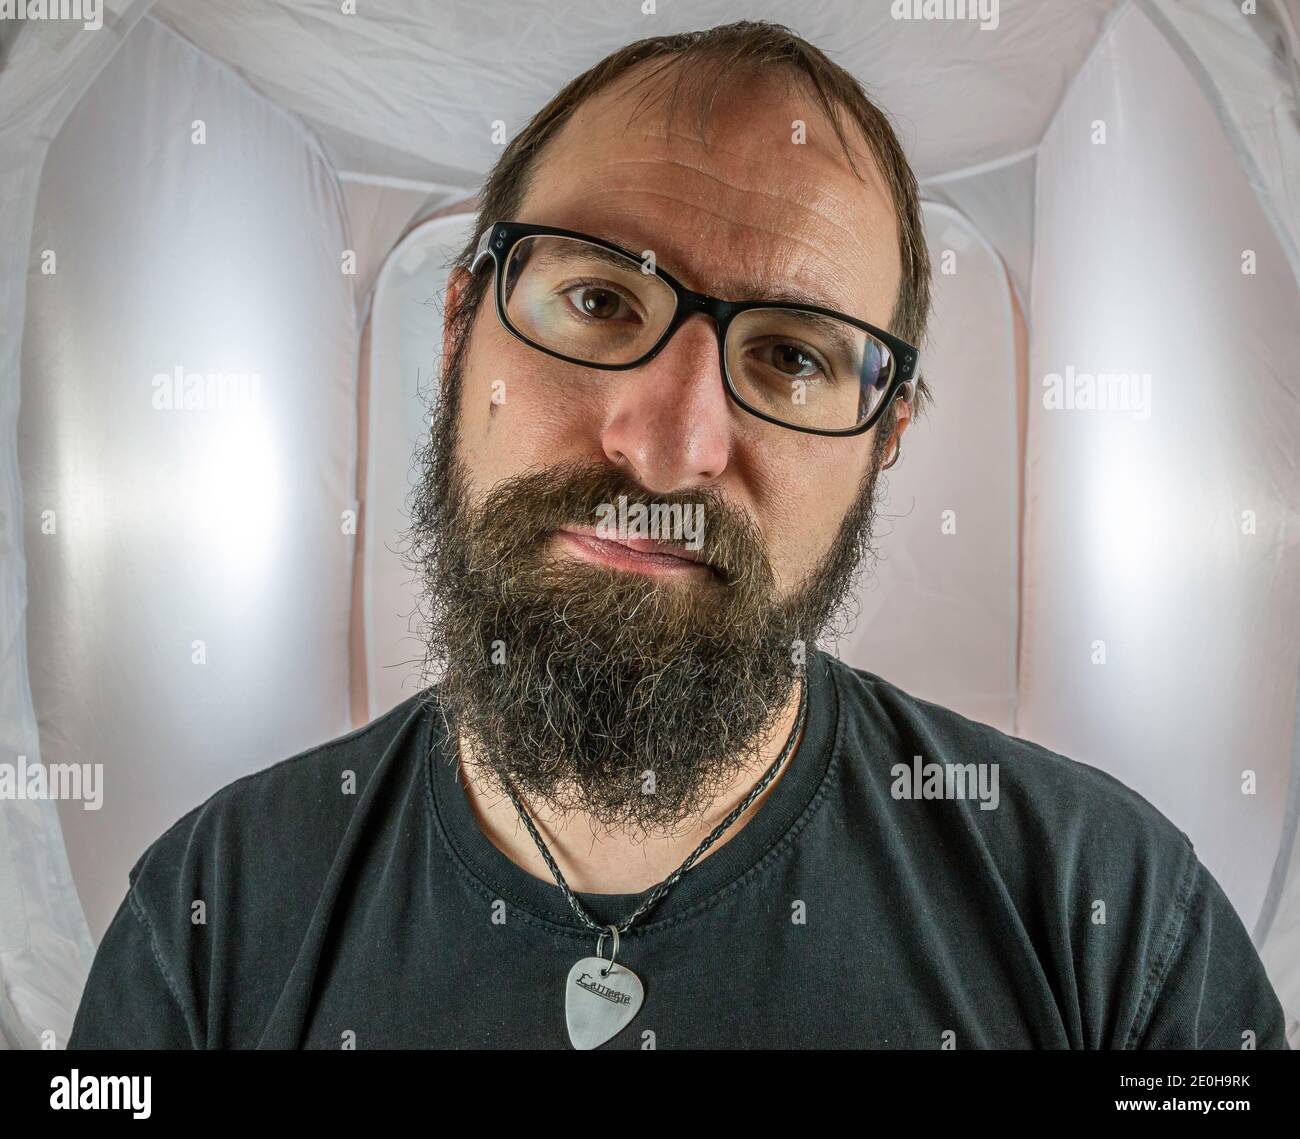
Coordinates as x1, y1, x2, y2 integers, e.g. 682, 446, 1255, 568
757, 308, 867, 367
530, 240, 643, 275
661, 254, 854, 316
727, 280, 844, 311
541, 227, 860, 320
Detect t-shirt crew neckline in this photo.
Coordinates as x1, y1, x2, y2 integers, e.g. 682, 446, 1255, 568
423, 650, 840, 936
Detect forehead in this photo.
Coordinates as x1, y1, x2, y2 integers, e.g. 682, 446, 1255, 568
514, 60, 903, 324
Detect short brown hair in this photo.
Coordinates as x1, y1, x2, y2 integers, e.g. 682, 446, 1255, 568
448, 19, 933, 429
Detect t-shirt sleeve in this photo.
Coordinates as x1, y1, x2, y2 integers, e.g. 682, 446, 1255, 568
67, 886, 197, 1050
1133, 853, 1289, 1049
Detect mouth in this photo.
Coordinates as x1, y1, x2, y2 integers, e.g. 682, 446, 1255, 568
552, 526, 715, 579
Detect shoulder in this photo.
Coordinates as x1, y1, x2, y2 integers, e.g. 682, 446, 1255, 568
79, 691, 437, 1046
124, 689, 437, 919
821, 654, 1269, 1045
822, 652, 1197, 883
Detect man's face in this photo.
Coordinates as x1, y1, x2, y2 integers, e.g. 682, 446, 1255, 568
412, 64, 908, 834
455, 68, 905, 597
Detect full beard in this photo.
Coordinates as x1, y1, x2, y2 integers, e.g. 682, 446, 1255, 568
405, 348, 891, 837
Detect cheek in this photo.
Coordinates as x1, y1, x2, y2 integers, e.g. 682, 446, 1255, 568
455, 326, 596, 486
749, 437, 872, 589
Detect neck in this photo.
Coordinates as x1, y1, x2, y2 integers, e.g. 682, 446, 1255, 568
454, 679, 806, 895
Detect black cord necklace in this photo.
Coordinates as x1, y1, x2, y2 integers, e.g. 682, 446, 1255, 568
502, 675, 809, 1049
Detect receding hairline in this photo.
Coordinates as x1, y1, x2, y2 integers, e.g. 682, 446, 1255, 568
642, 52, 880, 173
537, 51, 895, 205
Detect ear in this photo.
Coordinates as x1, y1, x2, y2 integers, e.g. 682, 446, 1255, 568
440, 266, 473, 386
884, 383, 913, 464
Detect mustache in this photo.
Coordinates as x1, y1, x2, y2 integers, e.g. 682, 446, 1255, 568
464, 461, 774, 591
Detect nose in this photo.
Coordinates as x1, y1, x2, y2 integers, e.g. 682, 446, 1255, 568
599, 314, 732, 491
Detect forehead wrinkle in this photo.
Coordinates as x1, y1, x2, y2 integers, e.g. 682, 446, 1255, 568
617, 120, 846, 168
585, 189, 885, 311
590, 150, 892, 267
532, 97, 900, 319
602, 78, 892, 198
637, 123, 753, 160
603, 153, 865, 228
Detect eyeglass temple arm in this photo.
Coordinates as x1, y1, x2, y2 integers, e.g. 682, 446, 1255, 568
470, 226, 496, 274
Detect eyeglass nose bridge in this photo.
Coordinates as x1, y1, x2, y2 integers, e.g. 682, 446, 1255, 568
644, 286, 738, 370
678, 289, 713, 316
662, 287, 744, 347
674, 287, 743, 324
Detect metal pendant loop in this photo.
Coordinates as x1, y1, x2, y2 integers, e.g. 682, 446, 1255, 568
595, 924, 620, 976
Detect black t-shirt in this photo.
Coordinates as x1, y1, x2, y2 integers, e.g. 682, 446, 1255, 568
68, 650, 1288, 1049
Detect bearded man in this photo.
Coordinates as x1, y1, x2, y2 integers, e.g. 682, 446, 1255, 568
70, 20, 1287, 1050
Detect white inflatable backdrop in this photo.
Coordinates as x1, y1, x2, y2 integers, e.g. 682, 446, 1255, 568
1, 0, 1297, 1049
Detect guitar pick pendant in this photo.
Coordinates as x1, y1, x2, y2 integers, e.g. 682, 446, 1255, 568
565, 956, 644, 1049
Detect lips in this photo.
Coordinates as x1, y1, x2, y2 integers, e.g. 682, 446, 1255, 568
554, 527, 712, 575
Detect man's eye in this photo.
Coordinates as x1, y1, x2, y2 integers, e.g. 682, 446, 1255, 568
563, 285, 636, 322
765, 343, 823, 378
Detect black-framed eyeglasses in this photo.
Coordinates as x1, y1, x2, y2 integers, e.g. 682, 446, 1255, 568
470, 220, 919, 437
